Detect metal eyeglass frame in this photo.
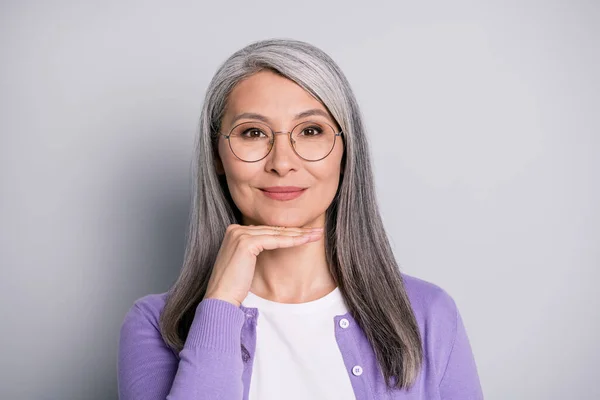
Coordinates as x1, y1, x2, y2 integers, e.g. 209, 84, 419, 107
219, 120, 344, 163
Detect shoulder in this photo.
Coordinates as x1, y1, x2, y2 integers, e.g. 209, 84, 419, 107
400, 272, 459, 337
122, 291, 169, 323
129, 291, 169, 320
400, 272, 458, 321
119, 291, 170, 341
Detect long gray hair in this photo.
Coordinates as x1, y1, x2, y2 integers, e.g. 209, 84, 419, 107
159, 38, 423, 389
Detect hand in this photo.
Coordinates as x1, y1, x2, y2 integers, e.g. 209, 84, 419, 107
203, 224, 324, 307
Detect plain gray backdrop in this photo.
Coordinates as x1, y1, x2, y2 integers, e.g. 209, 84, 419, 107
1, 1, 598, 399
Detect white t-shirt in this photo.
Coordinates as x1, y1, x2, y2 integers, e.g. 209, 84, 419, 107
241, 286, 356, 400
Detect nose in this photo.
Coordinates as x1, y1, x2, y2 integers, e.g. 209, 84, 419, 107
263, 131, 300, 175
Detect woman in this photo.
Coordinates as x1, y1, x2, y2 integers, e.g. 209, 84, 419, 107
118, 38, 483, 399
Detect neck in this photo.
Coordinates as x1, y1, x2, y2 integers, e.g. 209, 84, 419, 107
250, 234, 336, 303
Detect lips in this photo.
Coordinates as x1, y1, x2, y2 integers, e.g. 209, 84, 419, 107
260, 186, 306, 193
259, 186, 307, 201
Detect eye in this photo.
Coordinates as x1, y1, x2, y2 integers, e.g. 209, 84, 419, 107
241, 128, 268, 139
300, 125, 324, 136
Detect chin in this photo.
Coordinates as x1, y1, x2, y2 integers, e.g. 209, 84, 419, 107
266, 216, 306, 228
246, 212, 311, 228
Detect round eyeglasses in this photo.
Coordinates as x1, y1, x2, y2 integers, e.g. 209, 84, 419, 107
219, 120, 343, 162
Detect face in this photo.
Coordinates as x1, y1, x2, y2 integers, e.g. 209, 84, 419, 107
215, 70, 345, 228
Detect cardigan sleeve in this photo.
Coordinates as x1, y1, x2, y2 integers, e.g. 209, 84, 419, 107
438, 302, 484, 400
118, 297, 246, 399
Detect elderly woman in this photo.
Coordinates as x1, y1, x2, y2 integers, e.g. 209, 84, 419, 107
118, 38, 483, 400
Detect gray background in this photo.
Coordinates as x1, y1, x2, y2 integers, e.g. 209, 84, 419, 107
1, 1, 598, 399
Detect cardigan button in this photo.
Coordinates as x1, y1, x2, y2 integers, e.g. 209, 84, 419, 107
352, 365, 363, 376
339, 318, 350, 328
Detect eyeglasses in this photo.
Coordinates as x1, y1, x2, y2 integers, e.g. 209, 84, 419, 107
219, 120, 343, 162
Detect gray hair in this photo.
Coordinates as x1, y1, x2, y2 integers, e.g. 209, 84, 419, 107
159, 38, 423, 389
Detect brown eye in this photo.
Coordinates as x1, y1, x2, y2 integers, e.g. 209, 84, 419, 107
300, 126, 324, 136
241, 128, 267, 139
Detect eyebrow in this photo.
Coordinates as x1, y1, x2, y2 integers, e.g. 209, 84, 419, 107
229, 109, 333, 127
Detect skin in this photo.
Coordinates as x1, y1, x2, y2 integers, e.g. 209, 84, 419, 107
214, 70, 345, 303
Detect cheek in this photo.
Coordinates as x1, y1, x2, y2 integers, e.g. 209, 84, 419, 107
219, 156, 259, 211
219, 139, 244, 179
223, 170, 255, 216
311, 159, 342, 196
223, 166, 252, 198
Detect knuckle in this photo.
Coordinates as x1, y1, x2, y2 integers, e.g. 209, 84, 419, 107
226, 224, 239, 233
226, 224, 242, 238
231, 229, 246, 240
237, 234, 252, 246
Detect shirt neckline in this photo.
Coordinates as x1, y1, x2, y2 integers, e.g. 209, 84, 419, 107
242, 286, 345, 315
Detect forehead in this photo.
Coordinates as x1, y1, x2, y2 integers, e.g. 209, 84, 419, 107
224, 70, 331, 123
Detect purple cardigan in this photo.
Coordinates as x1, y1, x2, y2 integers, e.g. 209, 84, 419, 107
118, 273, 483, 399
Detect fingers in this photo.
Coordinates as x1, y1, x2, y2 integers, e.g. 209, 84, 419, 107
231, 224, 323, 237
243, 228, 314, 237
242, 230, 323, 254
247, 225, 323, 232
226, 224, 324, 257
270, 231, 322, 249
